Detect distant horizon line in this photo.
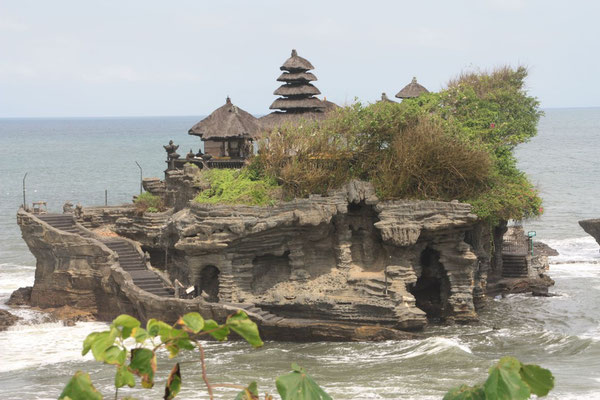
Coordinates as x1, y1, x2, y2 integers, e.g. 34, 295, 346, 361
1, 105, 599, 120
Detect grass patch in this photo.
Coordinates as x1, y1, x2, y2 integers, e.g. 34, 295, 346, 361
134, 192, 165, 214
193, 169, 281, 206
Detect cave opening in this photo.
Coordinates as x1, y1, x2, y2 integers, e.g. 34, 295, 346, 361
251, 251, 291, 294
409, 247, 451, 320
347, 201, 385, 270
196, 265, 220, 302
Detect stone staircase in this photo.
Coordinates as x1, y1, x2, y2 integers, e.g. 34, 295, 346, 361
37, 213, 174, 297
230, 303, 286, 324
501, 254, 529, 278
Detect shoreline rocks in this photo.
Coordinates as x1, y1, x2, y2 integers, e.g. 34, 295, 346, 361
0, 309, 21, 331
579, 219, 600, 246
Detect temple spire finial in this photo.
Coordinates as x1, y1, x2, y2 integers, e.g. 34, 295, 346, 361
291, 49, 297, 57
226, 96, 231, 104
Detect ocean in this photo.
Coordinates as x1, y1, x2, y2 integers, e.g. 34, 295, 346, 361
1, 109, 599, 399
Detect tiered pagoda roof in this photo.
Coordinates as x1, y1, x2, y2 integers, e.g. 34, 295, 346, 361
269, 49, 325, 113
261, 49, 338, 131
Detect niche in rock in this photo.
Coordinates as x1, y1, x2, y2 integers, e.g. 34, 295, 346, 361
196, 265, 220, 302
409, 247, 451, 320
347, 201, 386, 271
251, 252, 291, 294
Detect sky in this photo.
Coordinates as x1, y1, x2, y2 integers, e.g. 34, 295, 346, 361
0, 0, 598, 118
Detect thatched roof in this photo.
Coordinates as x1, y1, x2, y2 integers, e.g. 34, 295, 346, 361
188, 97, 260, 140
274, 83, 321, 96
379, 92, 396, 103
280, 49, 314, 72
277, 71, 317, 83
269, 97, 326, 111
395, 77, 429, 99
260, 99, 339, 131
259, 111, 324, 131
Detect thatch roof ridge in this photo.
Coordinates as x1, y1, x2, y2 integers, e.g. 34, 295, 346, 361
379, 92, 396, 103
269, 97, 326, 111
277, 71, 317, 83
280, 49, 314, 72
274, 83, 321, 96
395, 77, 429, 99
188, 97, 260, 139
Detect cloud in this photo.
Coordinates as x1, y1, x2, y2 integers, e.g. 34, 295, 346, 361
485, 0, 526, 11
0, 16, 28, 32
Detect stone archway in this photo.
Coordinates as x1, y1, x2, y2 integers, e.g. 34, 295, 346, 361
196, 265, 220, 302
409, 247, 451, 320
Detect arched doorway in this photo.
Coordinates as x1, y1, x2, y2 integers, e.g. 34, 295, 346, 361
409, 248, 450, 320
196, 265, 220, 302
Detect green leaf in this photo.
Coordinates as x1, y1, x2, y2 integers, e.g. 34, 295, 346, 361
130, 348, 156, 389
59, 371, 103, 400
103, 345, 126, 366
484, 357, 530, 400
519, 363, 554, 397
90, 328, 119, 362
115, 365, 135, 388
147, 318, 173, 338
203, 319, 230, 341
235, 381, 258, 400
178, 312, 204, 334
111, 314, 141, 339
133, 327, 150, 343
82, 332, 101, 356
276, 364, 332, 400
443, 384, 486, 400
164, 363, 182, 400
226, 311, 264, 348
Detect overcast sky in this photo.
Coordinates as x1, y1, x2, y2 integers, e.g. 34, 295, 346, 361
1, 0, 598, 117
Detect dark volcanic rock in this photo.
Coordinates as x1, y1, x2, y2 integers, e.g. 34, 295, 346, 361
0, 309, 21, 331
7, 286, 32, 306
579, 219, 600, 246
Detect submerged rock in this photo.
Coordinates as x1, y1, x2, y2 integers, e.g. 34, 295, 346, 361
0, 309, 21, 331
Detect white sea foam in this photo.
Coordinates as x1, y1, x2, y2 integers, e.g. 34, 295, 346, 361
400, 337, 472, 359
0, 320, 108, 373
545, 236, 600, 264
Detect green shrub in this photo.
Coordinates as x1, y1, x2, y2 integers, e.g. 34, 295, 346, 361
134, 192, 164, 214
194, 169, 281, 206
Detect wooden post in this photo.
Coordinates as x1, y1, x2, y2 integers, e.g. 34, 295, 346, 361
22, 172, 28, 209
105, 189, 108, 206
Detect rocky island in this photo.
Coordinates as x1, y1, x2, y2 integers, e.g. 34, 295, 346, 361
13, 55, 554, 341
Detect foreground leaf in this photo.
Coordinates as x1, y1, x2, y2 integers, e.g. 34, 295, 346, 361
111, 314, 141, 339
226, 311, 264, 348
82, 332, 102, 356
519, 363, 554, 397
115, 365, 135, 388
103, 345, 126, 366
130, 348, 157, 388
235, 381, 258, 400
484, 357, 530, 400
203, 319, 230, 341
90, 327, 119, 362
164, 363, 182, 400
276, 364, 332, 400
59, 371, 103, 400
443, 384, 486, 400
178, 312, 204, 334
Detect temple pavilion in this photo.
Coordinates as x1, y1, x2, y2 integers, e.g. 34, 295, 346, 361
260, 49, 338, 130
395, 77, 429, 99
187, 97, 260, 168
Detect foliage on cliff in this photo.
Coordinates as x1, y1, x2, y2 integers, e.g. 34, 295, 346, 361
251, 66, 542, 223
134, 192, 165, 214
193, 169, 281, 206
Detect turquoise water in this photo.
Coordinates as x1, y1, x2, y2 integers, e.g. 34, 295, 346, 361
1, 109, 599, 399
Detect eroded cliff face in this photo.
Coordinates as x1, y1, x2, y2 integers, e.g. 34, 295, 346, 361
81, 180, 485, 330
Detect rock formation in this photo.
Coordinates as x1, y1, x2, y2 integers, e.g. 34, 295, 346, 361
0, 309, 21, 331
16, 173, 554, 340
579, 219, 600, 246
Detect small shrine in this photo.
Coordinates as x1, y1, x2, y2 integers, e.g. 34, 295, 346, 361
395, 77, 429, 100
186, 97, 261, 168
